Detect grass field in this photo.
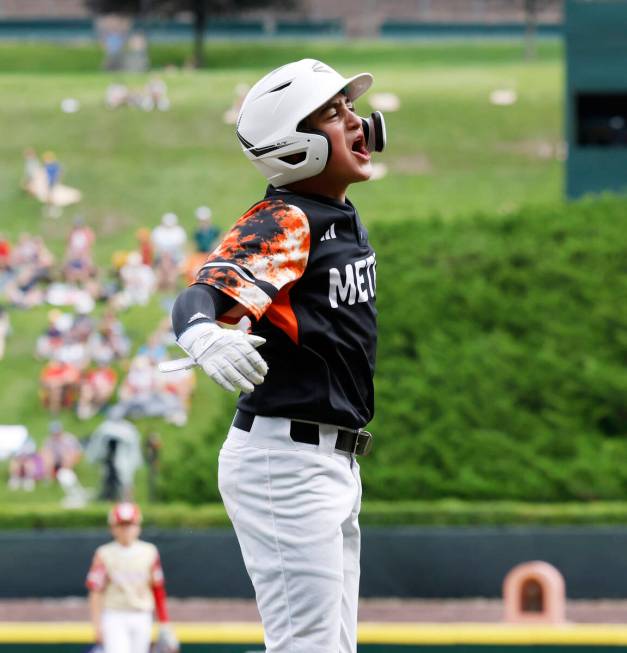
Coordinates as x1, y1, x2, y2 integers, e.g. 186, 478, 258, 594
0, 40, 564, 507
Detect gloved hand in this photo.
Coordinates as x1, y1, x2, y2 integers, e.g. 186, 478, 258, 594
161, 322, 268, 393
154, 624, 179, 653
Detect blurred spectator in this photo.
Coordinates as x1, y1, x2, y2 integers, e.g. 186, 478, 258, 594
125, 32, 149, 73
184, 205, 218, 284
105, 83, 129, 109
67, 217, 95, 257
119, 355, 155, 401
116, 251, 156, 308
13, 233, 51, 273
154, 252, 180, 293
0, 306, 10, 360
12, 233, 37, 267
40, 360, 81, 412
156, 365, 196, 426
41, 421, 82, 479
64, 217, 95, 284
102, 29, 125, 71
7, 437, 45, 492
5, 267, 45, 308
193, 206, 220, 253
46, 281, 96, 314
30, 236, 55, 285
86, 407, 143, 500
6, 234, 54, 307
12, 233, 53, 279
137, 332, 167, 364
0, 235, 13, 293
50, 312, 93, 371
77, 363, 118, 420
145, 431, 161, 502
43, 151, 61, 190
151, 213, 186, 265
0, 233, 12, 270
116, 355, 188, 426
42, 151, 62, 218
87, 310, 130, 364
21, 148, 40, 191
136, 227, 154, 266
36, 309, 71, 360
145, 76, 169, 111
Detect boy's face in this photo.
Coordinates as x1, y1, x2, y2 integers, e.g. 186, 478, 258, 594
306, 92, 372, 193
111, 522, 140, 546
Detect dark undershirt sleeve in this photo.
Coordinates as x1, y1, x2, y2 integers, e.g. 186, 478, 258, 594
171, 283, 237, 338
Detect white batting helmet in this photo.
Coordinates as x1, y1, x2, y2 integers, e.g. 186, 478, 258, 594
236, 58, 375, 187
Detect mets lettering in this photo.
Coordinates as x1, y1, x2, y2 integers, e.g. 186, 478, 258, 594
328, 254, 376, 308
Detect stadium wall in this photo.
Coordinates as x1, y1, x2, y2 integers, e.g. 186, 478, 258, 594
0, 17, 562, 41
2, 527, 627, 599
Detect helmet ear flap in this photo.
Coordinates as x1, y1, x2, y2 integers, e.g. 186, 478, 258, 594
297, 126, 332, 170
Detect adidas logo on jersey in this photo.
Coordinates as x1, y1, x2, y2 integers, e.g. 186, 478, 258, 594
320, 224, 337, 241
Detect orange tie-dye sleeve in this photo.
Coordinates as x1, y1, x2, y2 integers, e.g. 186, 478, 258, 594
195, 199, 310, 321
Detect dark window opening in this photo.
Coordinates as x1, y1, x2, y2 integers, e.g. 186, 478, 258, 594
577, 92, 627, 146
521, 578, 544, 613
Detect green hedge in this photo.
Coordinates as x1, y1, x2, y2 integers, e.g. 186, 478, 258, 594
157, 197, 627, 503
0, 40, 561, 73
11, 501, 627, 529
369, 197, 627, 501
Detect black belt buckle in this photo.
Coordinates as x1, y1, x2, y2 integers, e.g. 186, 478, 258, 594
354, 429, 373, 456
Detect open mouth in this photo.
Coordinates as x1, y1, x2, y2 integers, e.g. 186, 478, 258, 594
351, 135, 370, 159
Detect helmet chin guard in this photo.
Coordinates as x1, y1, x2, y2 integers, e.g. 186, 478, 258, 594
236, 58, 378, 187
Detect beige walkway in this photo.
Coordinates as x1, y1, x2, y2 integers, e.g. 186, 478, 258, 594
0, 598, 625, 623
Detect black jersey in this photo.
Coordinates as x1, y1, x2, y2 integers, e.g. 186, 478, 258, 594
195, 185, 377, 429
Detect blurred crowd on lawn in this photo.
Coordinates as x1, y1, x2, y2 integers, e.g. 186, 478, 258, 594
0, 199, 225, 506
0, 75, 259, 507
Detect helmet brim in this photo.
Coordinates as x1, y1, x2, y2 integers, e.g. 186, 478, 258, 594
301, 72, 373, 123
343, 72, 373, 102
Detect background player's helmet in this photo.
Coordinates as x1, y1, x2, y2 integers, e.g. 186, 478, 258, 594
236, 58, 376, 187
108, 501, 142, 526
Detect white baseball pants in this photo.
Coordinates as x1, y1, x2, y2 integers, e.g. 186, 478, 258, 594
101, 609, 152, 653
218, 414, 362, 653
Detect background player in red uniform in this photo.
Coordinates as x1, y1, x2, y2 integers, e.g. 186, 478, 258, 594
163, 58, 386, 653
86, 502, 178, 653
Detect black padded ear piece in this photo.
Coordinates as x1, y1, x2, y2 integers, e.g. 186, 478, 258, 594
360, 112, 386, 153
371, 111, 386, 152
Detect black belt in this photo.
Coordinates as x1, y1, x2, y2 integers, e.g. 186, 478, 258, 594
233, 410, 373, 456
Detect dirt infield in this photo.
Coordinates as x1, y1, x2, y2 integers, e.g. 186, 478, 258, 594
1, 598, 627, 623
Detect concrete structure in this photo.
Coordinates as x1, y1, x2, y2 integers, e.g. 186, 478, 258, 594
1, 0, 563, 36
565, 0, 627, 198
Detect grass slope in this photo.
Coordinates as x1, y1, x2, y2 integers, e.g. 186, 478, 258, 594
0, 40, 564, 508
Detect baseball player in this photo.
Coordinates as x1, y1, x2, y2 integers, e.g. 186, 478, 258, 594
163, 58, 386, 652
86, 502, 179, 653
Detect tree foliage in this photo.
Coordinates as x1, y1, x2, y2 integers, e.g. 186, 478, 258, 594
85, 0, 294, 66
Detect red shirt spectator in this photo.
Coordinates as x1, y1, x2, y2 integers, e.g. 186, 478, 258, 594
0, 235, 11, 266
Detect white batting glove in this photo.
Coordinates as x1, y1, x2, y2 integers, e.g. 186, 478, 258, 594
164, 322, 268, 393
156, 624, 179, 653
